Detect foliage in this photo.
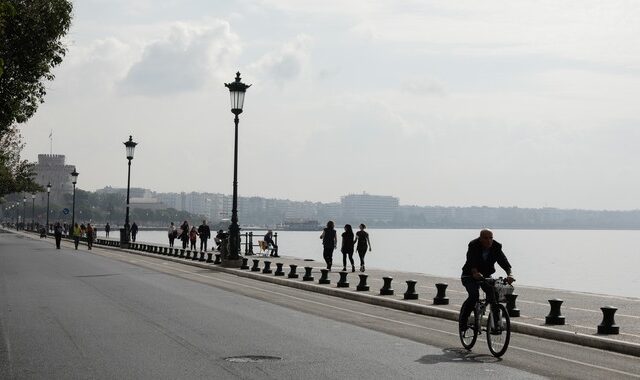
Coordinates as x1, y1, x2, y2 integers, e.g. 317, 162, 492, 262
0, 127, 42, 197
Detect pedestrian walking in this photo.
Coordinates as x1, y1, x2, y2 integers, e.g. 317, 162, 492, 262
179, 221, 189, 249
130, 222, 138, 242
86, 223, 94, 250
320, 221, 337, 271
105, 222, 110, 238
198, 220, 211, 251
168, 222, 177, 247
341, 224, 356, 272
189, 226, 199, 250
72, 223, 81, 250
54, 222, 63, 249
354, 223, 372, 272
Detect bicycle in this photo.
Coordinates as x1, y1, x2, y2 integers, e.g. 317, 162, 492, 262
459, 277, 512, 357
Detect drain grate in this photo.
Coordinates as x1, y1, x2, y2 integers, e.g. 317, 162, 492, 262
225, 355, 282, 363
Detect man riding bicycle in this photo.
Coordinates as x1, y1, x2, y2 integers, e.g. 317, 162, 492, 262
460, 229, 515, 331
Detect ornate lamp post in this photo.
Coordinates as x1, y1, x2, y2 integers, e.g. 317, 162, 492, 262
31, 193, 35, 230
70, 169, 79, 229
224, 72, 250, 260
46, 182, 51, 234
123, 135, 137, 246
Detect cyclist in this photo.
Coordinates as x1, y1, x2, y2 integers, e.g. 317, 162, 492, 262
459, 229, 514, 331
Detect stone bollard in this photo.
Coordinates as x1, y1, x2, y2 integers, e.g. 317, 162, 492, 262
404, 280, 419, 300
380, 277, 394, 295
274, 263, 285, 276
356, 274, 369, 291
262, 261, 273, 274
179, 249, 185, 258
173, 249, 179, 257
163, 247, 168, 255
207, 253, 214, 263
199, 252, 205, 262
597, 306, 619, 334
240, 257, 250, 269
302, 267, 314, 281
545, 299, 566, 325
318, 269, 331, 284
337, 271, 350, 288
433, 283, 449, 305
185, 250, 191, 259
251, 259, 260, 272
288, 264, 299, 279
505, 293, 520, 317
214, 253, 222, 264
192, 251, 199, 261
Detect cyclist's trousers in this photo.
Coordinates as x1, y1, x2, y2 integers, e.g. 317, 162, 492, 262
460, 277, 497, 326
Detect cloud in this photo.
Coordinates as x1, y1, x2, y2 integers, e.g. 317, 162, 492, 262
248, 35, 312, 83
118, 20, 241, 95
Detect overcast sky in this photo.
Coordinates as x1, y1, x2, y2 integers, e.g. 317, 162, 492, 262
20, 0, 640, 210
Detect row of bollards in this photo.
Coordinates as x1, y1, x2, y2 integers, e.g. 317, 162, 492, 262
113, 241, 621, 336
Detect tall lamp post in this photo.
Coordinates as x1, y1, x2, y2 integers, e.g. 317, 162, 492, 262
22, 196, 26, 229
224, 72, 250, 260
70, 169, 79, 230
31, 194, 35, 230
46, 182, 51, 234
123, 135, 137, 246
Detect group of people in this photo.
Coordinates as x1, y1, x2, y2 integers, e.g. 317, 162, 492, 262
167, 220, 215, 251
320, 221, 372, 272
51, 221, 95, 250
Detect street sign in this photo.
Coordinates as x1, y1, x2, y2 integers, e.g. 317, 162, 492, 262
62, 208, 69, 215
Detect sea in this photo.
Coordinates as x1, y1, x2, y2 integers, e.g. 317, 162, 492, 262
99, 228, 640, 299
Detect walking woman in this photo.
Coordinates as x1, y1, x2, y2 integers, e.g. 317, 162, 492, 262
179, 221, 189, 249
168, 222, 176, 247
354, 223, 372, 271
320, 220, 337, 270
341, 224, 356, 272
72, 223, 81, 250
189, 226, 199, 250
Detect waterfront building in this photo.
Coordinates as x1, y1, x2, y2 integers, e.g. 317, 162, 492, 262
341, 192, 399, 223
33, 154, 75, 206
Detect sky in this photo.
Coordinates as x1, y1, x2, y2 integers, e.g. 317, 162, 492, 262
20, 0, 640, 210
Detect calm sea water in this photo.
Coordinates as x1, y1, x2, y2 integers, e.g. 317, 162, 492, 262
103, 228, 640, 298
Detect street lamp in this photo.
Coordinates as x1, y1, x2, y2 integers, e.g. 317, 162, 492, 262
46, 182, 51, 234
31, 194, 35, 230
224, 71, 250, 260
70, 169, 79, 229
22, 196, 26, 229
123, 135, 137, 246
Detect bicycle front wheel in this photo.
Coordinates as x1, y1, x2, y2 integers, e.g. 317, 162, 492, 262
486, 303, 511, 357
459, 303, 478, 350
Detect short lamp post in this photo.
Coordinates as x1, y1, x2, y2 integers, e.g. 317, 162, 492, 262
46, 182, 51, 234
31, 194, 35, 230
70, 169, 79, 230
224, 72, 250, 260
123, 135, 137, 246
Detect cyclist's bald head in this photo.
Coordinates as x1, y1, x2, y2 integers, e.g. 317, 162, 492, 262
479, 229, 493, 248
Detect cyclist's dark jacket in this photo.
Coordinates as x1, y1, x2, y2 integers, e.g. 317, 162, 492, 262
461, 238, 512, 278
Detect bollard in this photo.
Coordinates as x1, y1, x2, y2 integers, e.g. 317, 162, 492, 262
545, 299, 566, 325
356, 274, 370, 291
380, 277, 394, 295
192, 251, 199, 261
214, 253, 222, 264
251, 259, 260, 272
318, 269, 331, 284
597, 306, 619, 334
404, 280, 419, 300
337, 271, 350, 288
173, 249, 179, 257
185, 250, 191, 260
240, 257, 249, 270
433, 283, 449, 305
199, 252, 205, 262
274, 263, 285, 276
163, 247, 168, 255
180, 249, 185, 258
505, 293, 520, 317
207, 252, 214, 263
262, 261, 273, 274
288, 264, 299, 279
303, 267, 314, 281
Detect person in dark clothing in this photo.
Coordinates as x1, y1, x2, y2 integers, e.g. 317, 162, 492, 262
86, 223, 94, 250
198, 220, 211, 251
105, 223, 110, 238
354, 223, 372, 272
54, 222, 63, 249
214, 229, 225, 251
459, 229, 515, 331
130, 222, 138, 242
320, 221, 337, 270
264, 229, 278, 257
341, 224, 355, 272
179, 221, 189, 249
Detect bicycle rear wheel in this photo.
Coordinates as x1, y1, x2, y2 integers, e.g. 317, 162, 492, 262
486, 304, 511, 357
459, 304, 478, 350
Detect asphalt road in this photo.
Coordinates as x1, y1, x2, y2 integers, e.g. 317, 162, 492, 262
1, 231, 638, 379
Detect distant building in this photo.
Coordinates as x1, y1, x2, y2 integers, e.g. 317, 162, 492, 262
33, 154, 75, 205
341, 192, 399, 223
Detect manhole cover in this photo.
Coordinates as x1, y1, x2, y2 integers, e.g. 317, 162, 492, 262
225, 356, 282, 363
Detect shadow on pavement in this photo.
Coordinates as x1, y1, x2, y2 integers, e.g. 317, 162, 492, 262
416, 348, 501, 365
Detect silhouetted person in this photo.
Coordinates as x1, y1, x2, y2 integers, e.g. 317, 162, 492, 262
198, 220, 211, 251
168, 222, 176, 247
54, 222, 63, 249
130, 222, 138, 242
354, 223, 372, 272
320, 221, 337, 270
264, 229, 278, 257
86, 223, 94, 250
179, 221, 189, 249
341, 224, 355, 272
105, 222, 110, 238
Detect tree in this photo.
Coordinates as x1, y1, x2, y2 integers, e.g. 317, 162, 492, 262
0, 0, 72, 198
